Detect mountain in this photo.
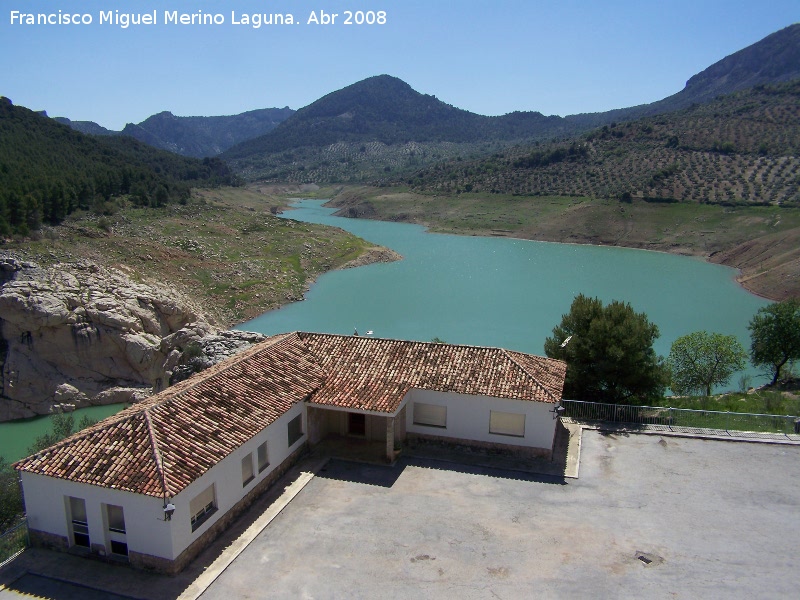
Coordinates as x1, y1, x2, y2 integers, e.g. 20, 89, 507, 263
405, 80, 800, 205
118, 108, 294, 157
650, 23, 800, 114
55, 107, 295, 158
220, 24, 800, 183
220, 75, 584, 181
0, 98, 237, 235
222, 75, 569, 159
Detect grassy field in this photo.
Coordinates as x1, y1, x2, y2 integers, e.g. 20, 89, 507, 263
566, 385, 800, 434
327, 186, 800, 300
667, 386, 800, 416
4, 185, 377, 326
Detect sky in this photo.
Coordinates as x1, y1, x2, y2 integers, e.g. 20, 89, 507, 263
1, 0, 797, 130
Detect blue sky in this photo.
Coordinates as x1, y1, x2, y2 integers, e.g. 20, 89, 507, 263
2, 1, 797, 130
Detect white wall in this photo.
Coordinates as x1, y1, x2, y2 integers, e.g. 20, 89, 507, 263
168, 401, 306, 558
21, 471, 171, 559
404, 389, 556, 450
21, 401, 308, 562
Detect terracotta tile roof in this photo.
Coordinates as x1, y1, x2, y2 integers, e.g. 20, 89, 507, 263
297, 333, 566, 413
15, 332, 565, 497
14, 333, 325, 498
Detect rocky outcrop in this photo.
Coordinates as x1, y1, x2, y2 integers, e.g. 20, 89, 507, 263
0, 258, 266, 421
340, 246, 403, 269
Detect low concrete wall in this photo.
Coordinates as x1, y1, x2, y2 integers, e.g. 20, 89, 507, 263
28, 529, 68, 552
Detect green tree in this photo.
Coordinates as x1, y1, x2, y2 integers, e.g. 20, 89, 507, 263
0, 457, 24, 531
544, 294, 668, 404
748, 299, 800, 386
26, 411, 97, 456
0, 411, 101, 532
667, 331, 747, 396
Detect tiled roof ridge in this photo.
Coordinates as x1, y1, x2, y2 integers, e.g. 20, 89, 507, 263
141, 332, 297, 413
143, 410, 171, 499
296, 331, 565, 404
12, 408, 140, 467
502, 349, 561, 403
297, 330, 526, 355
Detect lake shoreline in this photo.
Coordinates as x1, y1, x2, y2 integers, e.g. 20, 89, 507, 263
322, 189, 798, 302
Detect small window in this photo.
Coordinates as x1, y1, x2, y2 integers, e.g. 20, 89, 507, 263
489, 410, 526, 437
106, 504, 126, 534
68, 496, 90, 548
189, 484, 217, 532
413, 402, 447, 428
110, 540, 128, 556
241, 453, 255, 487
257, 441, 269, 472
287, 414, 304, 447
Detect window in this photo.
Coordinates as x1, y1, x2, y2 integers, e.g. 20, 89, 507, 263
413, 402, 447, 428
110, 540, 128, 556
190, 484, 217, 532
257, 441, 269, 473
68, 496, 90, 548
241, 453, 255, 487
489, 410, 526, 437
106, 504, 126, 534
287, 414, 303, 447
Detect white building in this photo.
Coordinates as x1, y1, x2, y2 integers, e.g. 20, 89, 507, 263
14, 332, 566, 573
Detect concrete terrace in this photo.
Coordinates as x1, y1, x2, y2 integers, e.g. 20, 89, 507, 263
2, 427, 799, 599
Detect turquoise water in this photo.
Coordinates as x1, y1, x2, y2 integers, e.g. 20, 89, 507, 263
0, 404, 126, 462
241, 199, 769, 382
0, 200, 770, 458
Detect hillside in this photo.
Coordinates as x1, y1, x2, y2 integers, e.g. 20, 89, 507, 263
646, 23, 800, 116
118, 108, 294, 157
55, 107, 295, 157
0, 99, 238, 236
405, 81, 800, 205
223, 25, 800, 183
2, 185, 394, 326
221, 75, 584, 181
0, 185, 398, 420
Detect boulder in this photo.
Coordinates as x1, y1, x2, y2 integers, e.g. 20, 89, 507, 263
0, 257, 266, 421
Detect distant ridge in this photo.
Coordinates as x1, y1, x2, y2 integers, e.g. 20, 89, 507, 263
49, 23, 800, 180
220, 24, 800, 182
0, 98, 237, 235
221, 75, 569, 160
53, 117, 115, 136
642, 23, 800, 115
54, 107, 295, 158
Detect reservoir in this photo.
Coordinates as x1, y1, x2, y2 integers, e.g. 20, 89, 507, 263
241, 199, 769, 378
0, 200, 770, 460
0, 404, 125, 462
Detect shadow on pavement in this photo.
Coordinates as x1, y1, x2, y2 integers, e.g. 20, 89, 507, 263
1, 573, 137, 600
316, 456, 567, 487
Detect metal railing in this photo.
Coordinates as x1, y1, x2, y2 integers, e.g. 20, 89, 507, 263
0, 519, 28, 567
561, 400, 800, 439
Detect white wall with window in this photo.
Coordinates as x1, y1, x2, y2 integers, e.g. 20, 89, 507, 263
104, 503, 129, 557
404, 389, 557, 451
241, 454, 255, 487
20, 401, 308, 564
20, 472, 171, 560
257, 441, 269, 473
168, 401, 307, 559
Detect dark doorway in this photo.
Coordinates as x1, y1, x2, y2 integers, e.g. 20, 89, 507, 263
348, 412, 366, 436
